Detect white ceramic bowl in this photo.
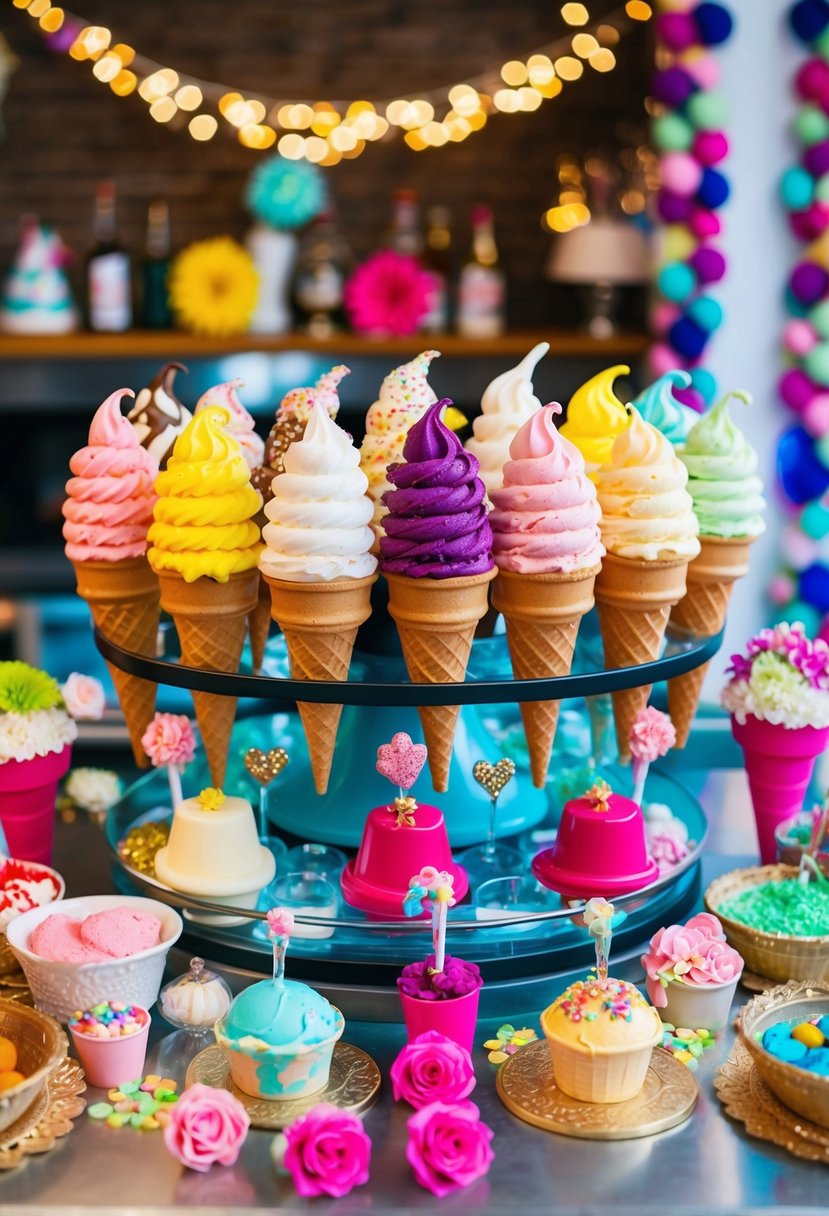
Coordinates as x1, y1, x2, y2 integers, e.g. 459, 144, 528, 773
6, 895, 183, 1022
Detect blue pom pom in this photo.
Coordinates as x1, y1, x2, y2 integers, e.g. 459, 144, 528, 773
245, 156, 326, 230
687, 295, 724, 333
778, 425, 829, 503
786, 286, 810, 318
668, 316, 709, 360
694, 3, 735, 46
790, 0, 829, 44
698, 168, 731, 209
689, 367, 717, 403
781, 165, 816, 211
801, 499, 829, 539
657, 261, 696, 302
800, 562, 829, 612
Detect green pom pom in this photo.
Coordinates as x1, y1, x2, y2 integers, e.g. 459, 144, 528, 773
805, 339, 829, 385
794, 105, 829, 146
0, 662, 63, 714
653, 113, 694, 152
686, 91, 729, 130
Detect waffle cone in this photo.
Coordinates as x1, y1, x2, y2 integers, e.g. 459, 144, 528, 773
264, 573, 378, 794
157, 569, 259, 787
248, 574, 272, 673
492, 565, 599, 788
72, 557, 160, 767
666, 536, 755, 748
386, 568, 497, 792
594, 553, 688, 760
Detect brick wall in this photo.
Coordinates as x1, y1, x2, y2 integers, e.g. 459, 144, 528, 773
0, 0, 649, 327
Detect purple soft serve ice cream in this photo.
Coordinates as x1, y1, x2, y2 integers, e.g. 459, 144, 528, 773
380, 400, 494, 579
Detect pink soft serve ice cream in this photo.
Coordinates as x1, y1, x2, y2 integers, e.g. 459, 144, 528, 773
489, 403, 604, 574
195, 379, 265, 472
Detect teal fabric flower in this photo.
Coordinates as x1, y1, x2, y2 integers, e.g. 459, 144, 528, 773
245, 156, 326, 231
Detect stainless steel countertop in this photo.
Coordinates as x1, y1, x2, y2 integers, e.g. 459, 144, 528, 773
0, 772, 825, 1213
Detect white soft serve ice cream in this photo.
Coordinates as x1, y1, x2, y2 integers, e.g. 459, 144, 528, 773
465, 341, 549, 495
259, 401, 377, 583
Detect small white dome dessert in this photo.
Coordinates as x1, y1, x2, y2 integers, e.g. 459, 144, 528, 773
160, 957, 232, 1032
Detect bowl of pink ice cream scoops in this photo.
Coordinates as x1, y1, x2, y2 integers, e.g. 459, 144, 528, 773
6, 895, 182, 1021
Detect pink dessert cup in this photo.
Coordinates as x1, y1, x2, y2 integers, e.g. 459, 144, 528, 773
69, 1006, 150, 1089
340, 802, 468, 919
0, 746, 72, 865
531, 790, 658, 901
731, 715, 829, 865
399, 986, 480, 1054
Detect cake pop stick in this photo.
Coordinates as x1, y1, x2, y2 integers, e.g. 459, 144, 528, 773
141, 713, 196, 810
402, 866, 457, 974
628, 707, 676, 807
472, 758, 516, 860
582, 897, 625, 985
375, 732, 428, 826
244, 747, 289, 840
266, 906, 295, 984
799, 795, 829, 886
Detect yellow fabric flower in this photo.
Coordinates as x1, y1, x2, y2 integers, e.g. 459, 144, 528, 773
169, 237, 258, 337
197, 787, 226, 811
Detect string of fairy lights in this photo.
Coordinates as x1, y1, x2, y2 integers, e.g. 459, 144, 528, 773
8, 0, 653, 165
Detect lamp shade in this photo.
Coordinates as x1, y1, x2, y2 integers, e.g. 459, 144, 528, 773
546, 219, 651, 285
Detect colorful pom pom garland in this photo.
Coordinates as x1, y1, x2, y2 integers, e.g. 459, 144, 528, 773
650, 1, 735, 410
774, 0, 829, 639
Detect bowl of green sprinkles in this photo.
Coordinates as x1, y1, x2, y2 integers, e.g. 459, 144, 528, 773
705, 865, 829, 984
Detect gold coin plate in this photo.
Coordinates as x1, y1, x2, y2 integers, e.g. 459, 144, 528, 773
0, 1057, 86, 1169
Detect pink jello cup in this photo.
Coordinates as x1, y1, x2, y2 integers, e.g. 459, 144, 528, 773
69, 1007, 151, 1089
0, 746, 72, 865
399, 987, 480, 1054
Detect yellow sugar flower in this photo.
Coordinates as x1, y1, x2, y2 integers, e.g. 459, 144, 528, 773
197, 787, 226, 811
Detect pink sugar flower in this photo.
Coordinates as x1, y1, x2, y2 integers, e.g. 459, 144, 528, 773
281, 1104, 371, 1199
141, 713, 196, 768
391, 1030, 476, 1109
61, 673, 106, 720
344, 251, 434, 338
641, 913, 742, 1007
406, 1100, 494, 1197
266, 907, 295, 939
163, 1083, 249, 1173
629, 706, 676, 763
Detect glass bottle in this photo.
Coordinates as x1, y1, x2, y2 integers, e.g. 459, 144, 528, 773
139, 198, 172, 329
421, 205, 452, 334
292, 211, 350, 337
387, 187, 423, 257
456, 203, 506, 339
86, 179, 132, 332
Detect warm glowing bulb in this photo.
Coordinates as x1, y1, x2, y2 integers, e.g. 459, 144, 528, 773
340, 138, 365, 159
27, 0, 50, 20
346, 100, 375, 118
385, 99, 409, 125
404, 130, 428, 151
411, 100, 434, 125
174, 85, 203, 111
39, 7, 64, 31
448, 83, 479, 114
150, 97, 177, 123
219, 92, 243, 117
189, 114, 218, 140
466, 109, 487, 131
239, 124, 277, 149
303, 135, 328, 161
528, 56, 555, 87
350, 110, 378, 138
77, 25, 111, 57
621, 189, 646, 214
367, 115, 389, 140
225, 100, 258, 127
572, 33, 599, 57
590, 48, 616, 71
311, 105, 340, 136
110, 69, 137, 97
421, 121, 449, 147
561, 3, 589, 25
545, 202, 591, 232
501, 60, 528, 86
139, 69, 178, 101
91, 53, 119, 82
111, 44, 135, 66
554, 56, 583, 81
320, 146, 342, 166
330, 125, 358, 151
12, 0, 31, 10
596, 24, 620, 45
518, 86, 542, 111
494, 89, 520, 113
279, 132, 305, 160
625, 0, 652, 18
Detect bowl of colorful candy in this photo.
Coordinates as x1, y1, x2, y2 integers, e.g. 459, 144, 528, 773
704, 865, 829, 983
738, 979, 829, 1130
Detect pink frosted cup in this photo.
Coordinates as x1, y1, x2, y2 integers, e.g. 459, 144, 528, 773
69, 1007, 151, 1089
399, 987, 480, 1054
731, 715, 829, 865
0, 746, 72, 865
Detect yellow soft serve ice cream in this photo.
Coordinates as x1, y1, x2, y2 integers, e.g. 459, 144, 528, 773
596, 408, 701, 562
148, 406, 262, 582
560, 365, 632, 471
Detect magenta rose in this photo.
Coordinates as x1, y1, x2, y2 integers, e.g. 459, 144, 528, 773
282, 1103, 371, 1198
686, 937, 744, 987
163, 1083, 249, 1173
406, 1101, 494, 1197
391, 1030, 476, 1109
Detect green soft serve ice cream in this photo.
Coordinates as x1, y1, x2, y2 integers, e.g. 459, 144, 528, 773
679, 390, 766, 538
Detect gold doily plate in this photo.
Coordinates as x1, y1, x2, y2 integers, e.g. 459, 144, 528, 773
185, 1042, 381, 1130
715, 1038, 829, 1164
0, 1057, 86, 1170
496, 1040, 698, 1140
740, 969, 775, 994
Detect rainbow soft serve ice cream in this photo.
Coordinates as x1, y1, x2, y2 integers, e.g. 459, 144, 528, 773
465, 341, 549, 496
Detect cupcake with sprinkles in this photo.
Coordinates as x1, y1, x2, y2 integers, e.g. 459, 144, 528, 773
540, 899, 662, 1104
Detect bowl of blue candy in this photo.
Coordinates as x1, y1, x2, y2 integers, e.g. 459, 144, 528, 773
739, 978, 829, 1130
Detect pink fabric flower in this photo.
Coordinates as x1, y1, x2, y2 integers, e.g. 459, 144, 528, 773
141, 713, 196, 767
406, 1100, 494, 1197
266, 907, 295, 939
391, 1031, 476, 1109
163, 1083, 249, 1173
641, 913, 741, 1005
282, 1103, 371, 1198
628, 706, 676, 763
61, 673, 105, 720
344, 251, 433, 337
686, 937, 744, 987
648, 832, 689, 872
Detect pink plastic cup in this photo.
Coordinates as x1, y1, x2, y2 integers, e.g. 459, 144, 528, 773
69, 1007, 150, 1089
0, 746, 72, 865
731, 715, 829, 865
399, 987, 480, 1054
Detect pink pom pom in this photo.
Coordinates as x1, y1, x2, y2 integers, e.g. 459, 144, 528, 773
784, 319, 819, 357
648, 342, 679, 378
818, 615, 829, 645
656, 12, 697, 50
804, 391, 829, 436
692, 131, 729, 165
782, 523, 818, 570
780, 367, 818, 412
661, 152, 704, 197
690, 209, 721, 238
797, 58, 829, 104
791, 202, 829, 241
768, 574, 796, 605
652, 302, 681, 335
682, 53, 720, 91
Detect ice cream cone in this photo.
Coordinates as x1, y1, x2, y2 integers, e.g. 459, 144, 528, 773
264, 573, 377, 795
492, 565, 599, 788
386, 569, 496, 792
157, 569, 259, 787
731, 714, 829, 864
666, 536, 755, 747
248, 573, 272, 672
72, 556, 160, 767
594, 553, 688, 760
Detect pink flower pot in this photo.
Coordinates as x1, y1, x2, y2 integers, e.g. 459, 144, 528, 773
69, 1009, 150, 1089
0, 746, 72, 865
731, 716, 829, 865
399, 987, 480, 1054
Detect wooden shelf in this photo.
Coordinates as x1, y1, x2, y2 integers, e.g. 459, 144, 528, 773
0, 328, 649, 361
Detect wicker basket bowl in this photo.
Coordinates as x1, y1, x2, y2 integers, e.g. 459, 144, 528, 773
704, 865, 829, 984
0, 998, 66, 1135
738, 978, 829, 1131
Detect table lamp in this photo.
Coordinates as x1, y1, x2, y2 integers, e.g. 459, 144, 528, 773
546, 219, 650, 338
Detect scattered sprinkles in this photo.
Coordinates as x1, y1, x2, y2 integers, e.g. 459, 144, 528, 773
86, 1075, 179, 1130
69, 1002, 147, 1039
658, 1022, 716, 1071
483, 1023, 538, 1065
557, 977, 641, 1024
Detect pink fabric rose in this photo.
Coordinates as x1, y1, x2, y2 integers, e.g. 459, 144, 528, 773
406, 1101, 494, 1197
282, 1103, 371, 1198
141, 712, 196, 768
391, 1030, 476, 1109
163, 1083, 249, 1173
628, 706, 676, 763
61, 673, 106, 720
686, 937, 744, 987
641, 913, 740, 1005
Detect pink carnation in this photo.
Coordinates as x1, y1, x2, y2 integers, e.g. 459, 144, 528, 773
141, 713, 196, 768
391, 1031, 476, 1109
406, 1101, 494, 1198
629, 706, 676, 763
163, 1083, 249, 1173
61, 673, 106, 720
344, 251, 433, 338
282, 1104, 371, 1199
